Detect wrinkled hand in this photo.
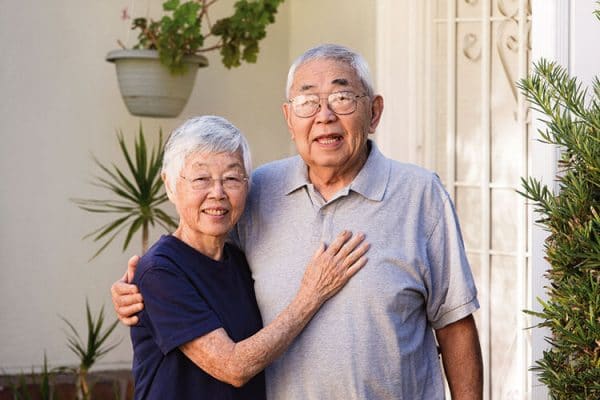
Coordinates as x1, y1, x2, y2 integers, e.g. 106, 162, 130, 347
110, 255, 144, 326
300, 231, 369, 304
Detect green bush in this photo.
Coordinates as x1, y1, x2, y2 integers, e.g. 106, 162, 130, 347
518, 54, 600, 398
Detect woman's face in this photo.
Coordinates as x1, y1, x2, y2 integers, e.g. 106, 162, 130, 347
166, 151, 248, 245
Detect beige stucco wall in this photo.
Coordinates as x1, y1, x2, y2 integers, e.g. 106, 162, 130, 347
288, 0, 377, 87
0, 0, 376, 372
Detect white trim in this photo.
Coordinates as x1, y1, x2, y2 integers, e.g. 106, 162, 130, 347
375, 0, 421, 165
445, 1, 457, 199
516, 0, 531, 397
480, 2, 492, 399
529, 0, 570, 398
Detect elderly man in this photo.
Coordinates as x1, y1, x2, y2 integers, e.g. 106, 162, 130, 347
113, 44, 483, 399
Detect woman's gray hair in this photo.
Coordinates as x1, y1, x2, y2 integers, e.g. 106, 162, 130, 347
285, 44, 375, 99
162, 115, 252, 193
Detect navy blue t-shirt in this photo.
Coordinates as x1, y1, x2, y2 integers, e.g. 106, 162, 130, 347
130, 235, 266, 400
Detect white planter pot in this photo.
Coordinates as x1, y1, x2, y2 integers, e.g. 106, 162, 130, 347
106, 49, 208, 118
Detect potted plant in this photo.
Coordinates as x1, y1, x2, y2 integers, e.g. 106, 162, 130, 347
106, 0, 285, 118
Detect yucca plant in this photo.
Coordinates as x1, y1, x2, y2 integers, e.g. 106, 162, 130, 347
59, 301, 121, 400
73, 124, 178, 258
517, 54, 600, 398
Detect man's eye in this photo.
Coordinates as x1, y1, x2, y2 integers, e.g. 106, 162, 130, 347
334, 92, 352, 101
193, 177, 211, 182
297, 96, 318, 106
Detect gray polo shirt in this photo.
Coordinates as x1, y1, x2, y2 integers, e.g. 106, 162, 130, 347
234, 141, 479, 400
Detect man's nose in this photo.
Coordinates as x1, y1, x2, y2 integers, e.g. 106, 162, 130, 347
314, 98, 337, 122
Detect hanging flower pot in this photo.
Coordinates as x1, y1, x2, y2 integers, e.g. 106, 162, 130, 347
106, 49, 208, 118
106, 0, 285, 118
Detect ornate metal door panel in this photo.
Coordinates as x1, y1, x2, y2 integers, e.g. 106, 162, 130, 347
431, 1, 531, 398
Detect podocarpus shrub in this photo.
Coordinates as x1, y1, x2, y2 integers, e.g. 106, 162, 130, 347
517, 50, 600, 399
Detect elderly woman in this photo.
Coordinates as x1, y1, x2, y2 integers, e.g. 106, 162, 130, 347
131, 115, 368, 400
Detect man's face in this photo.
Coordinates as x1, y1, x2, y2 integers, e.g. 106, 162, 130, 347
282, 59, 383, 177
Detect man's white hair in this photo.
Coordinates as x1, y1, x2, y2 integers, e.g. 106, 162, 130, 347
285, 44, 375, 99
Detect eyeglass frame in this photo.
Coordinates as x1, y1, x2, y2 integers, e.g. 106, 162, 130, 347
287, 91, 369, 118
179, 174, 249, 191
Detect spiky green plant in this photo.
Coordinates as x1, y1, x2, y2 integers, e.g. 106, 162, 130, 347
73, 124, 178, 258
60, 301, 121, 400
517, 56, 600, 398
38, 354, 51, 400
6, 354, 52, 400
9, 373, 32, 400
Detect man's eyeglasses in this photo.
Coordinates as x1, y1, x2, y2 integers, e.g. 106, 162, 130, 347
288, 91, 368, 118
180, 174, 249, 191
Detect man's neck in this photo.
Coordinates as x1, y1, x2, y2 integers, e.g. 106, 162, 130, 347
308, 149, 369, 202
309, 171, 353, 201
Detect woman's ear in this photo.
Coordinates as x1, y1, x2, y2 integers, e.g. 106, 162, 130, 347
162, 173, 175, 203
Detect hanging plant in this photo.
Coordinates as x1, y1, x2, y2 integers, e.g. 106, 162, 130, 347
126, 0, 286, 73
107, 0, 285, 117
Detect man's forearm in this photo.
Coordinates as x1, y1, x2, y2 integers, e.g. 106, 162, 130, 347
435, 315, 483, 400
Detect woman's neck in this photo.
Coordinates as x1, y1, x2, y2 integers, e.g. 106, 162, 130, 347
173, 228, 225, 261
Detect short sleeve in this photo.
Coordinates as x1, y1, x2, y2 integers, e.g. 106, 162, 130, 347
425, 181, 479, 329
137, 265, 222, 354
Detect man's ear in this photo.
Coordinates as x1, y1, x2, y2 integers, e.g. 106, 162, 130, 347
282, 102, 296, 140
368, 95, 384, 133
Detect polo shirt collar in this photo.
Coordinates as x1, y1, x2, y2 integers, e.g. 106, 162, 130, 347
349, 140, 390, 201
284, 140, 390, 202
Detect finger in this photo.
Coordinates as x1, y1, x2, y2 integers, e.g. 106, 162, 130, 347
115, 292, 143, 308
310, 242, 326, 261
120, 315, 139, 326
117, 301, 144, 317
332, 232, 366, 260
345, 256, 368, 278
111, 281, 139, 297
340, 242, 371, 268
325, 230, 352, 255
126, 255, 140, 283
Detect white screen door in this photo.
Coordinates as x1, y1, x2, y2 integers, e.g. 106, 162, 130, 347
376, 1, 532, 398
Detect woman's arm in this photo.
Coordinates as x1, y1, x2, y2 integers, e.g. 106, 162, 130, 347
180, 230, 369, 387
